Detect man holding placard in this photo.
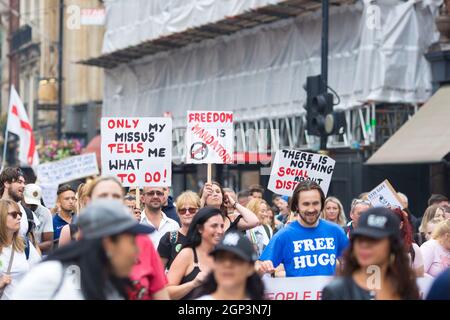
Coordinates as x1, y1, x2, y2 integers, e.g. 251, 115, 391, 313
256, 180, 349, 277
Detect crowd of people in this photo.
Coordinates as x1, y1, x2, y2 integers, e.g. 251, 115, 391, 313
0, 166, 449, 300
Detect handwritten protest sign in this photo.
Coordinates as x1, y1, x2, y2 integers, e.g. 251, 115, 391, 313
40, 184, 59, 209
267, 150, 335, 197
263, 276, 433, 300
186, 111, 234, 164
101, 117, 172, 187
37, 153, 99, 184
367, 179, 405, 210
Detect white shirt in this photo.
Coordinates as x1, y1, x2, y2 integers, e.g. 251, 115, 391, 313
12, 261, 123, 300
33, 205, 54, 243
140, 210, 179, 248
0, 243, 41, 300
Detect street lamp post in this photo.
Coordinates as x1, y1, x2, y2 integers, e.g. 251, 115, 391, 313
57, 0, 64, 141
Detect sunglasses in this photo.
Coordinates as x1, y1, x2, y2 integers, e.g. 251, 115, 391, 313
178, 207, 198, 215
144, 191, 164, 197
8, 211, 22, 219
351, 199, 371, 208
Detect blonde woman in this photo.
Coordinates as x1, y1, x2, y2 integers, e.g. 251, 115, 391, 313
418, 205, 445, 244
321, 197, 347, 228
245, 198, 273, 257
0, 199, 41, 300
158, 191, 201, 270
420, 219, 450, 277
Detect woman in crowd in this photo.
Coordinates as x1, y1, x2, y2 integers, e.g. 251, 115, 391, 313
12, 200, 155, 300
417, 205, 445, 245
158, 191, 200, 270
59, 176, 125, 246
199, 182, 258, 233
322, 207, 419, 300
46, 176, 169, 300
321, 197, 347, 228
0, 199, 41, 300
245, 198, 272, 257
391, 208, 424, 277
420, 219, 450, 278
166, 207, 225, 299
193, 232, 265, 300
267, 206, 283, 234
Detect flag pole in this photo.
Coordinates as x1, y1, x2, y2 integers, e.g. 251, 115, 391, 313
1, 87, 12, 172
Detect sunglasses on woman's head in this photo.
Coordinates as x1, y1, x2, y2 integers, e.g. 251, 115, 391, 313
178, 207, 198, 215
8, 211, 22, 219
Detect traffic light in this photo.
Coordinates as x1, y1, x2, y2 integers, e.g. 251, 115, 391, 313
305, 75, 346, 138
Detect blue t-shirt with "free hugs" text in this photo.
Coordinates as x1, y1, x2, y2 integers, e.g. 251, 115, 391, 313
259, 219, 349, 277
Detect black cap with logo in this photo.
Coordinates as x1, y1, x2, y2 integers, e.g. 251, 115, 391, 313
350, 207, 401, 240
210, 232, 259, 262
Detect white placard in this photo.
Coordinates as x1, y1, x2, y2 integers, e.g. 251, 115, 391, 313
40, 184, 59, 209
101, 117, 172, 187
267, 150, 336, 197
186, 111, 234, 164
37, 153, 99, 184
367, 179, 405, 210
263, 276, 433, 300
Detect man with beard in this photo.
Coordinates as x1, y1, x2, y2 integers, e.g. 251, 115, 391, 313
52, 184, 76, 244
0, 167, 37, 240
140, 187, 179, 247
256, 181, 349, 277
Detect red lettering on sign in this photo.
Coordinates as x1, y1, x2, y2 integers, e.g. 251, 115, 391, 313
107, 119, 139, 129
107, 143, 144, 154
188, 112, 233, 123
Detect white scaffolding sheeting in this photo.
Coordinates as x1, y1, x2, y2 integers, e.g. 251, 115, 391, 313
102, 0, 284, 54
103, 1, 441, 127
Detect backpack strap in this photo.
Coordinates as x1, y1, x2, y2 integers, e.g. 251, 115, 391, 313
23, 207, 35, 237
24, 238, 30, 260
262, 224, 272, 239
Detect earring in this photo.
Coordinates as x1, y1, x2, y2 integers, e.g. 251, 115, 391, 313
106, 251, 113, 259
389, 253, 395, 265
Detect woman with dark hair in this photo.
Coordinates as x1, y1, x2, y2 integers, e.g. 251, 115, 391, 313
166, 207, 225, 299
199, 182, 258, 233
12, 200, 155, 300
322, 207, 420, 300
391, 208, 424, 277
193, 232, 265, 300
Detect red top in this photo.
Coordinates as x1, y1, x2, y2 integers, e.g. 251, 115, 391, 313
128, 235, 167, 300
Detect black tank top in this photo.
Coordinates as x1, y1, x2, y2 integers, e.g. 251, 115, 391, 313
225, 215, 242, 234
179, 247, 201, 300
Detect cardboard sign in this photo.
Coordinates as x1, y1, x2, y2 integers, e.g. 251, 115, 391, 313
40, 184, 59, 209
101, 117, 172, 187
267, 150, 335, 197
186, 111, 234, 164
263, 276, 433, 300
37, 153, 99, 184
367, 179, 405, 210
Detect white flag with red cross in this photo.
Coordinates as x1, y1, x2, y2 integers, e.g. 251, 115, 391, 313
5, 86, 39, 167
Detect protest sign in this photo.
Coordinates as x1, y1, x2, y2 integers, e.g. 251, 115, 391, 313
267, 150, 335, 197
367, 179, 405, 210
40, 184, 58, 209
37, 153, 99, 184
101, 117, 172, 187
186, 111, 234, 164
263, 276, 433, 300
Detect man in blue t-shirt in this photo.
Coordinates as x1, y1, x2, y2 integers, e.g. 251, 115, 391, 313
257, 181, 349, 277
53, 184, 76, 242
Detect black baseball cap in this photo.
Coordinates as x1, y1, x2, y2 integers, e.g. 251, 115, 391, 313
350, 207, 400, 240
210, 232, 258, 262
